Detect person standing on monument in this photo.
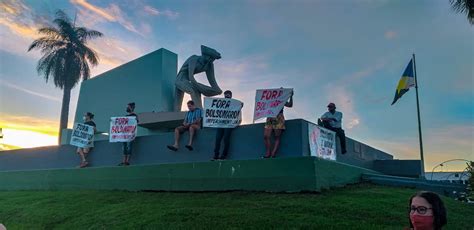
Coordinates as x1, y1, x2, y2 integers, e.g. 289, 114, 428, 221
263, 89, 293, 158
77, 112, 96, 168
319, 102, 347, 154
119, 102, 138, 166
212, 90, 244, 160
167, 100, 202, 151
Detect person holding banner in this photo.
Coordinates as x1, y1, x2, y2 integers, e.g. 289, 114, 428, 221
167, 100, 202, 151
76, 112, 96, 168
118, 102, 138, 166
319, 103, 347, 154
212, 90, 243, 160
263, 89, 293, 158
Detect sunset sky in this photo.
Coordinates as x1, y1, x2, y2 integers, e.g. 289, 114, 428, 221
0, 0, 472, 171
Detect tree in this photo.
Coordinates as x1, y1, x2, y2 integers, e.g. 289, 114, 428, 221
450, 0, 474, 25
28, 10, 103, 143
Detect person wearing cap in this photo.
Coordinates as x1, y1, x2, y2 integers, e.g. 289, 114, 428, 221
77, 112, 96, 168
212, 90, 244, 160
263, 89, 294, 158
119, 102, 138, 166
320, 103, 347, 154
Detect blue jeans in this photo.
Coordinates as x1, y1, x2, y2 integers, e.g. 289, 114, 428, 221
122, 141, 133, 155
214, 128, 234, 158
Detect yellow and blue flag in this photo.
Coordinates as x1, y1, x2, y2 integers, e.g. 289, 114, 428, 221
391, 59, 415, 105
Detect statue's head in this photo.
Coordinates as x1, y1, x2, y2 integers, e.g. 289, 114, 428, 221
201, 45, 221, 60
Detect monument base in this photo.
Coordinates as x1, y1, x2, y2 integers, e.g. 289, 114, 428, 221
0, 157, 377, 192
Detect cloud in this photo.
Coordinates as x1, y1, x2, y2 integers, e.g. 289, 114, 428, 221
384, 30, 398, 40
86, 37, 144, 76
367, 124, 474, 171
143, 5, 179, 19
71, 0, 115, 21
0, 112, 60, 136
0, 79, 61, 102
71, 0, 143, 36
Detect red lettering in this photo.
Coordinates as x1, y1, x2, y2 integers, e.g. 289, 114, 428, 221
271, 90, 278, 99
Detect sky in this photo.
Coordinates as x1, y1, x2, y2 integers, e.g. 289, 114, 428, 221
0, 0, 472, 171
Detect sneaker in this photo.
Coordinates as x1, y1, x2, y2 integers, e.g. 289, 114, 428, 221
80, 161, 89, 168
118, 162, 126, 166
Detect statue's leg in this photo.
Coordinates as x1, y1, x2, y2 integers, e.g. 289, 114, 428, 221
196, 82, 222, 96
176, 79, 203, 109
190, 91, 203, 109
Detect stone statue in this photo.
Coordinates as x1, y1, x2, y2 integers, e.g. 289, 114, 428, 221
174, 45, 223, 111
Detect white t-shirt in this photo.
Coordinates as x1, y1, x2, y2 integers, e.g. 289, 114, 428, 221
321, 111, 343, 128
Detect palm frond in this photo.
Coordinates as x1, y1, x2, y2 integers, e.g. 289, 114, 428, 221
75, 27, 103, 42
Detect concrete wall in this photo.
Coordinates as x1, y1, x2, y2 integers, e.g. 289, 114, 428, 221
73, 48, 177, 135
374, 160, 421, 178
0, 119, 395, 172
0, 157, 378, 192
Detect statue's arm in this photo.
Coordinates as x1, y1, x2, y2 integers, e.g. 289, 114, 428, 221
285, 91, 294, 108
205, 62, 221, 90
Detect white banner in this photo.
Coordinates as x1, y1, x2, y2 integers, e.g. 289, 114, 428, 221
253, 88, 293, 121
109, 117, 138, 142
308, 123, 337, 161
203, 97, 243, 128
70, 123, 95, 148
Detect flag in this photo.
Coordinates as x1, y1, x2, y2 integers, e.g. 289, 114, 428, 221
391, 59, 416, 105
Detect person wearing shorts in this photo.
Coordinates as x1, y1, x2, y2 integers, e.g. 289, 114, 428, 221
167, 100, 202, 151
263, 90, 293, 158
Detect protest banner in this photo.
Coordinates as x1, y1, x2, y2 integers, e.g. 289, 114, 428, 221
70, 123, 95, 148
109, 116, 137, 142
203, 97, 243, 128
308, 123, 337, 161
253, 88, 293, 122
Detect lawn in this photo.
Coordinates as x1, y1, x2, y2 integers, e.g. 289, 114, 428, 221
0, 184, 472, 229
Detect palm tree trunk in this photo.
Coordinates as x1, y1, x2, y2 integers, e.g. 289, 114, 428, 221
58, 87, 71, 144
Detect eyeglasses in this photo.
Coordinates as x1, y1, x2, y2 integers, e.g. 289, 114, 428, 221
409, 206, 432, 214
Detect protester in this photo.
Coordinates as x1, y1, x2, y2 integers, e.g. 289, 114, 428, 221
167, 100, 202, 151
319, 103, 347, 154
407, 191, 447, 230
76, 112, 96, 168
263, 89, 293, 158
212, 90, 243, 160
118, 102, 138, 166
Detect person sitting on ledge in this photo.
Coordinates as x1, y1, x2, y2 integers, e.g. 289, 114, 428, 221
319, 102, 347, 154
77, 112, 96, 168
263, 89, 293, 158
167, 100, 202, 151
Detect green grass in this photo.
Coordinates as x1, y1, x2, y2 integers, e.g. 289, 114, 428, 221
0, 184, 472, 229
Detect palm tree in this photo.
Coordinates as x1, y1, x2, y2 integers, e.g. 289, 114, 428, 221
450, 0, 474, 25
28, 10, 103, 143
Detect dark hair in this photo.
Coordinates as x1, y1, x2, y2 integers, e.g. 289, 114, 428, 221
224, 90, 232, 95
85, 112, 94, 119
187, 100, 194, 105
408, 191, 447, 230
128, 102, 135, 108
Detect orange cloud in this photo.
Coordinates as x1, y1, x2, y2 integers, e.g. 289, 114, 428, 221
0, 113, 60, 136
71, 0, 142, 36
70, 0, 116, 21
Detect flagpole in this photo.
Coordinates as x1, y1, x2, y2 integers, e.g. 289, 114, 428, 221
413, 53, 425, 179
